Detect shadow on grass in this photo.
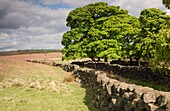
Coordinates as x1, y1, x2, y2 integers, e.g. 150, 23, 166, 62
109, 74, 170, 92
81, 84, 99, 111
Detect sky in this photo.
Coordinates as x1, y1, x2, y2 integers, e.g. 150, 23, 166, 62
0, 0, 169, 52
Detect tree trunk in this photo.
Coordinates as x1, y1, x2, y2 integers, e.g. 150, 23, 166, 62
91, 58, 95, 61
130, 56, 132, 66
104, 57, 108, 62
97, 57, 100, 62
135, 58, 140, 66
118, 58, 121, 64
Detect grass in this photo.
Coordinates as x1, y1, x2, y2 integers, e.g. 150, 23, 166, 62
127, 78, 170, 92
53, 60, 70, 65
0, 57, 98, 111
0, 82, 95, 111
109, 74, 170, 92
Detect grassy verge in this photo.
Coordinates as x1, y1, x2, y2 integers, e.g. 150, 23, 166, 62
0, 57, 98, 111
0, 79, 97, 111
109, 74, 170, 92
127, 78, 170, 92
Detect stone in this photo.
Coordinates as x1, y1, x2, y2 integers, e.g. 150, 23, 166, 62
122, 92, 135, 100
160, 92, 170, 110
106, 81, 114, 95
136, 100, 145, 110
127, 84, 137, 92
122, 92, 130, 99
113, 82, 121, 93
73, 65, 79, 71
95, 101, 100, 108
97, 74, 107, 83
101, 76, 110, 87
103, 107, 110, 111
127, 101, 132, 106
108, 103, 114, 109
57, 65, 170, 111
147, 104, 159, 111
124, 104, 134, 111
95, 71, 103, 75
111, 98, 117, 105
142, 90, 161, 103
134, 86, 154, 98
117, 82, 129, 92
132, 99, 139, 107
157, 95, 168, 107
101, 99, 109, 107
102, 90, 108, 96
100, 103, 105, 110
75, 77, 81, 83
88, 69, 96, 74
115, 97, 124, 108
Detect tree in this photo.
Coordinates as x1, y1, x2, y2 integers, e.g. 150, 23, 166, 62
151, 28, 170, 72
86, 39, 122, 61
101, 14, 140, 61
62, 2, 130, 60
136, 8, 170, 64
162, 0, 170, 9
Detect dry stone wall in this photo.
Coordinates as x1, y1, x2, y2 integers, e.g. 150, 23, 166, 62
72, 62, 170, 87
27, 60, 170, 111
60, 64, 170, 111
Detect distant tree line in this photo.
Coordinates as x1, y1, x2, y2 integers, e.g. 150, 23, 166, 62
0, 49, 61, 56
17, 49, 61, 53
61, 2, 170, 70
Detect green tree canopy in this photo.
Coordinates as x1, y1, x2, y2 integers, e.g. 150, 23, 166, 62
62, 2, 140, 61
136, 8, 170, 63
162, 0, 170, 9
151, 28, 170, 71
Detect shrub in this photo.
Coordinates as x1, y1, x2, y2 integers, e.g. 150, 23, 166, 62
62, 73, 75, 83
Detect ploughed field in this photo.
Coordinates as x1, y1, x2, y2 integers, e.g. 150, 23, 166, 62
0, 52, 97, 111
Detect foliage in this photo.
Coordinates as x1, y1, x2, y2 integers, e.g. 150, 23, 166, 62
136, 8, 170, 62
62, 2, 140, 60
151, 29, 170, 73
86, 39, 122, 59
61, 2, 170, 72
101, 14, 140, 59
162, 0, 170, 9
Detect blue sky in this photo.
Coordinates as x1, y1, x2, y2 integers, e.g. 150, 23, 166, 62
29, 0, 73, 9
0, 0, 169, 52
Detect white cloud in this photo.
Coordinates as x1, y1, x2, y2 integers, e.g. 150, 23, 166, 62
41, 0, 167, 16
114, 0, 167, 16
0, 33, 9, 40
0, 0, 70, 51
41, 0, 114, 7
164, 9, 170, 15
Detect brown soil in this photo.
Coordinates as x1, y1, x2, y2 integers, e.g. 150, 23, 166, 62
0, 52, 62, 61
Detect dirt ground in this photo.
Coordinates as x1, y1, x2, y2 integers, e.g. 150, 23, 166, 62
0, 52, 62, 61
0, 52, 63, 77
